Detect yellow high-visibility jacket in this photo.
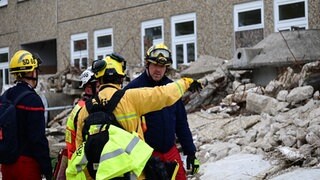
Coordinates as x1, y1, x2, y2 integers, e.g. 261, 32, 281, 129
66, 125, 153, 180
74, 78, 193, 179
76, 78, 192, 148
65, 100, 85, 160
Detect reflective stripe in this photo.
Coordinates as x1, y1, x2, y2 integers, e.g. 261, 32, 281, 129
125, 136, 139, 154
174, 82, 184, 96
100, 149, 125, 162
115, 113, 138, 121
99, 136, 139, 162
130, 173, 137, 180
76, 155, 88, 173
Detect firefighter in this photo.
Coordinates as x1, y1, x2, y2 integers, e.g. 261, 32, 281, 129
124, 43, 199, 179
1, 50, 52, 180
65, 67, 99, 160
67, 53, 203, 179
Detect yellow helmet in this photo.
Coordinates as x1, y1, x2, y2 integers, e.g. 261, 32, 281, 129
92, 53, 126, 79
9, 50, 42, 74
145, 43, 172, 66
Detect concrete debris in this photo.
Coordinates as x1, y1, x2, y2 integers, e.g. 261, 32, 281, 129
46, 55, 320, 179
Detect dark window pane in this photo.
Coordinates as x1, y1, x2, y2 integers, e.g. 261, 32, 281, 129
5, 69, 9, 84
81, 57, 88, 70
74, 39, 87, 51
187, 43, 195, 63
176, 44, 184, 64
74, 58, 80, 69
279, 2, 305, 20
175, 21, 194, 36
0, 53, 8, 63
238, 9, 261, 26
145, 26, 162, 40
0, 70, 2, 88
98, 35, 112, 48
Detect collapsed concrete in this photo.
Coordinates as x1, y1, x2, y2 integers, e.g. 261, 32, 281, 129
46, 55, 320, 179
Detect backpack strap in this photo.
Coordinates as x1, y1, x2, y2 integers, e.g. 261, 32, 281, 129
13, 91, 34, 105
84, 89, 126, 129
2, 90, 33, 106
104, 90, 126, 129
104, 90, 126, 114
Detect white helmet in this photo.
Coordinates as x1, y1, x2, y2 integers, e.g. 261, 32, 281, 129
79, 67, 95, 88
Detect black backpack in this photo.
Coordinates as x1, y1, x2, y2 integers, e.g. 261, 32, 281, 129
82, 89, 126, 178
0, 90, 33, 164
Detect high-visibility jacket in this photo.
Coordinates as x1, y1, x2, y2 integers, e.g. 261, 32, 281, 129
75, 78, 193, 179
76, 78, 193, 148
65, 100, 86, 160
66, 125, 153, 180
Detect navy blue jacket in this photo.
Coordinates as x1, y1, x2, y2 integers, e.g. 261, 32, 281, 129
124, 71, 196, 155
6, 82, 52, 179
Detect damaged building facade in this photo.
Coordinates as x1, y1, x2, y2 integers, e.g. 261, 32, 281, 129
0, 0, 319, 94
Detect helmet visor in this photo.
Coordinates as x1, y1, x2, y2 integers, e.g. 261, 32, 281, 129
92, 59, 106, 73
149, 49, 171, 59
109, 53, 126, 71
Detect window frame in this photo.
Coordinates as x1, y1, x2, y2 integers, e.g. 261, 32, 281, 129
274, 0, 308, 31
0, 0, 8, 7
234, 1, 264, 32
94, 28, 113, 60
0, 47, 10, 87
171, 13, 197, 68
141, 18, 164, 65
70, 32, 89, 71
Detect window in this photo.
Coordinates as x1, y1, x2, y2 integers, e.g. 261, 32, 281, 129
0, 47, 10, 92
274, 0, 308, 31
94, 28, 113, 60
71, 33, 88, 71
141, 19, 164, 64
0, 0, 8, 7
234, 1, 264, 31
171, 13, 197, 68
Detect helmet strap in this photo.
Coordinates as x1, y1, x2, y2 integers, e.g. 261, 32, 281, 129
22, 70, 39, 88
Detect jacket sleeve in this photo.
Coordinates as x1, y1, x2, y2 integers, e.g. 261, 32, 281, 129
125, 78, 191, 116
175, 99, 196, 155
25, 94, 53, 179
75, 106, 89, 149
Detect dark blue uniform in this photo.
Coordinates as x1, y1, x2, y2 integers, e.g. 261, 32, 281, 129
5, 81, 52, 179
124, 71, 196, 155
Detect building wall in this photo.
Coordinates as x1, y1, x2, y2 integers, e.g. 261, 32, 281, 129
0, 0, 57, 54
0, 0, 319, 72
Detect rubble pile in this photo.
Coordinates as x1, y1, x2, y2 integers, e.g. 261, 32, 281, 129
181, 58, 320, 179
46, 55, 320, 179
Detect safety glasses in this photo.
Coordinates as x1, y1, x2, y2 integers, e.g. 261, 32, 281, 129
149, 48, 171, 59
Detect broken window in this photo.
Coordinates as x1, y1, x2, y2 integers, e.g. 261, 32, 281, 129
141, 19, 164, 65
94, 28, 113, 60
0, 47, 10, 91
274, 0, 308, 31
175, 21, 194, 36
71, 33, 88, 71
279, 2, 305, 20
171, 13, 197, 68
234, 1, 264, 32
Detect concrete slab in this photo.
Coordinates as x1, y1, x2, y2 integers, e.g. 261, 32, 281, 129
200, 153, 272, 180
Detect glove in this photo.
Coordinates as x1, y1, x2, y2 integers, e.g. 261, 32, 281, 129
145, 156, 168, 180
187, 79, 203, 93
186, 154, 200, 175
